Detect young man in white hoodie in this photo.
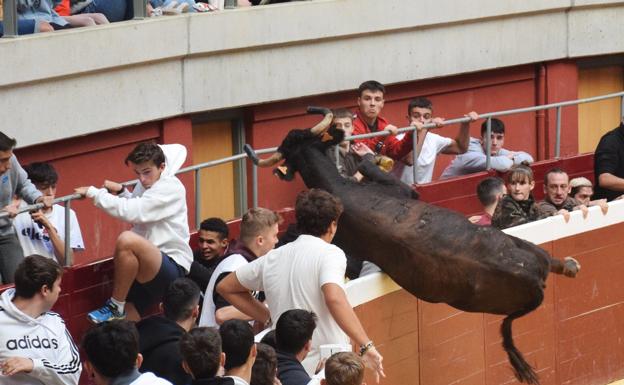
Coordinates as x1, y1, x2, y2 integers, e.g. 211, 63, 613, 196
0, 254, 82, 385
75, 142, 193, 323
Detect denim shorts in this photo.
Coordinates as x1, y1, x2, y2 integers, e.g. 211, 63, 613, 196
127, 252, 186, 315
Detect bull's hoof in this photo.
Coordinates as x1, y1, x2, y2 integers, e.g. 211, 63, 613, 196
244, 144, 260, 166
563, 257, 581, 277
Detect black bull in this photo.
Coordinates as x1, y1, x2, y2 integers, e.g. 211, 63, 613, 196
257, 125, 579, 385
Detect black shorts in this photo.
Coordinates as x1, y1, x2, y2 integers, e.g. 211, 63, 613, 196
127, 252, 186, 315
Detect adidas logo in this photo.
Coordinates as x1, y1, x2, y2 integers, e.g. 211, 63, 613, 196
6, 336, 59, 350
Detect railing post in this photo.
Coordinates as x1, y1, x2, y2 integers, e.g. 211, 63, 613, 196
194, 169, 201, 229
252, 164, 258, 209
555, 106, 562, 159
64, 200, 72, 267
412, 128, 419, 184
133, 0, 147, 19
2, 0, 19, 38
485, 117, 492, 169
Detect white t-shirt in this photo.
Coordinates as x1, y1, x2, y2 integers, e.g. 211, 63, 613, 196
199, 254, 248, 327
13, 203, 85, 263
392, 132, 452, 184
131, 372, 173, 385
236, 234, 349, 373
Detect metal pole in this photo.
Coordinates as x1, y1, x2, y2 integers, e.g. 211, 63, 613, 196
412, 129, 419, 184
555, 106, 562, 159
252, 164, 258, 209
194, 169, 201, 230
64, 200, 72, 267
485, 118, 492, 169
2, 0, 19, 38
133, 0, 146, 19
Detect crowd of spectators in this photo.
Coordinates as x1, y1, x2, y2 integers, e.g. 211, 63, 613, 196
0, 0, 316, 37
0, 88, 623, 385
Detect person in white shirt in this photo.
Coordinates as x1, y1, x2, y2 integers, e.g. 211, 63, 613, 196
217, 189, 384, 383
75, 143, 193, 323
82, 320, 172, 385
0, 255, 81, 385
14, 162, 85, 266
391, 97, 478, 184
440, 118, 534, 179
199, 207, 280, 328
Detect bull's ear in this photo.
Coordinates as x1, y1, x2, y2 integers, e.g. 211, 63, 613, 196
321, 125, 344, 145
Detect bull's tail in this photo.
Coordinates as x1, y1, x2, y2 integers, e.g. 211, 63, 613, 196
501, 312, 539, 384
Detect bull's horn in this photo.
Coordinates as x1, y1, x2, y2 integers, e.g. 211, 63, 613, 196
310, 112, 334, 136
244, 144, 283, 168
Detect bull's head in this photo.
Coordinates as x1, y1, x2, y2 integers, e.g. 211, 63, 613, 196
244, 107, 344, 180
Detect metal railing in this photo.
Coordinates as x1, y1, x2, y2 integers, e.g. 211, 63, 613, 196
1, 90, 623, 267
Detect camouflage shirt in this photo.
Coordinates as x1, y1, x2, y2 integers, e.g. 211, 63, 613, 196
492, 194, 546, 230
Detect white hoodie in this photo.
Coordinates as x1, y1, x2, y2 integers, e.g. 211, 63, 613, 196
0, 289, 82, 385
86, 144, 193, 273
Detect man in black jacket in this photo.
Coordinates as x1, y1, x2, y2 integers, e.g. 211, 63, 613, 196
275, 309, 317, 385
594, 118, 624, 201
137, 278, 201, 385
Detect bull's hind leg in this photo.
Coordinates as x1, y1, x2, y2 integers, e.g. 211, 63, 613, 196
549, 257, 581, 278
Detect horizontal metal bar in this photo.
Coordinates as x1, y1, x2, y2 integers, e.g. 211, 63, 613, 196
0, 193, 83, 219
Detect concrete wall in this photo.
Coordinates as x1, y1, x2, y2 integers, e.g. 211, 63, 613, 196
1, 0, 623, 147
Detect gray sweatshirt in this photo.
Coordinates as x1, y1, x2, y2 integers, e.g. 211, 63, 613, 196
440, 137, 534, 179
0, 155, 42, 235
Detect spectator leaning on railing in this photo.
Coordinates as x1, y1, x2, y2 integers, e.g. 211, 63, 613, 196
440, 118, 534, 179
0, 131, 53, 284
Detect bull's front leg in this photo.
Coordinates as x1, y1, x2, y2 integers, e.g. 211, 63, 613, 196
550, 257, 581, 277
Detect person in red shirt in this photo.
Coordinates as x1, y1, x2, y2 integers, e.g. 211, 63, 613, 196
352, 80, 415, 161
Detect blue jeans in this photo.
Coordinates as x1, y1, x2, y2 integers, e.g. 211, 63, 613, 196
79, 0, 130, 22
150, 0, 197, 12
0, 19, 37, 37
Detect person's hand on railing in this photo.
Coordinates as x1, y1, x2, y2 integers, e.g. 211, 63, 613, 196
35, 195, 54, 209
384, 124, 399, 136
432, 117, 445, 127
409, 120, 426, 132
2, 199, 21, 218
74, 186, 90, 198
465, 111, 479, 122
557, 208, 570, 222
103, 180, 124, 195
351, 142, 374, 157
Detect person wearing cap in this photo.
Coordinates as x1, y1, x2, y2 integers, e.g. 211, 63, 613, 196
569, 177, 613, 209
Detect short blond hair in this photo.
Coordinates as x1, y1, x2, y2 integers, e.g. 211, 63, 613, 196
324, 352, 365, 385
239, 207, 281, 244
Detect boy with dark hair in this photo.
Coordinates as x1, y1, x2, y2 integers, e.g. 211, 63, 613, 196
82, 320, 172, 385
0, 255, 81, 385
441, 117, 533, 179
321, 352, 365, 385
392, 97, 478, 184
352, 80, 415, 161
220, 319, 257, 385
179, 327, 232, 385
468, 177, 506, 226
275, 309, 317, 385
0, 131, 53, 284
189, 217, 230, 292
217, 189, 384, 381
14, 162, 85, 266
76, 142, 193, 323
199, 208, 280, 328
137, 278, 201, 385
